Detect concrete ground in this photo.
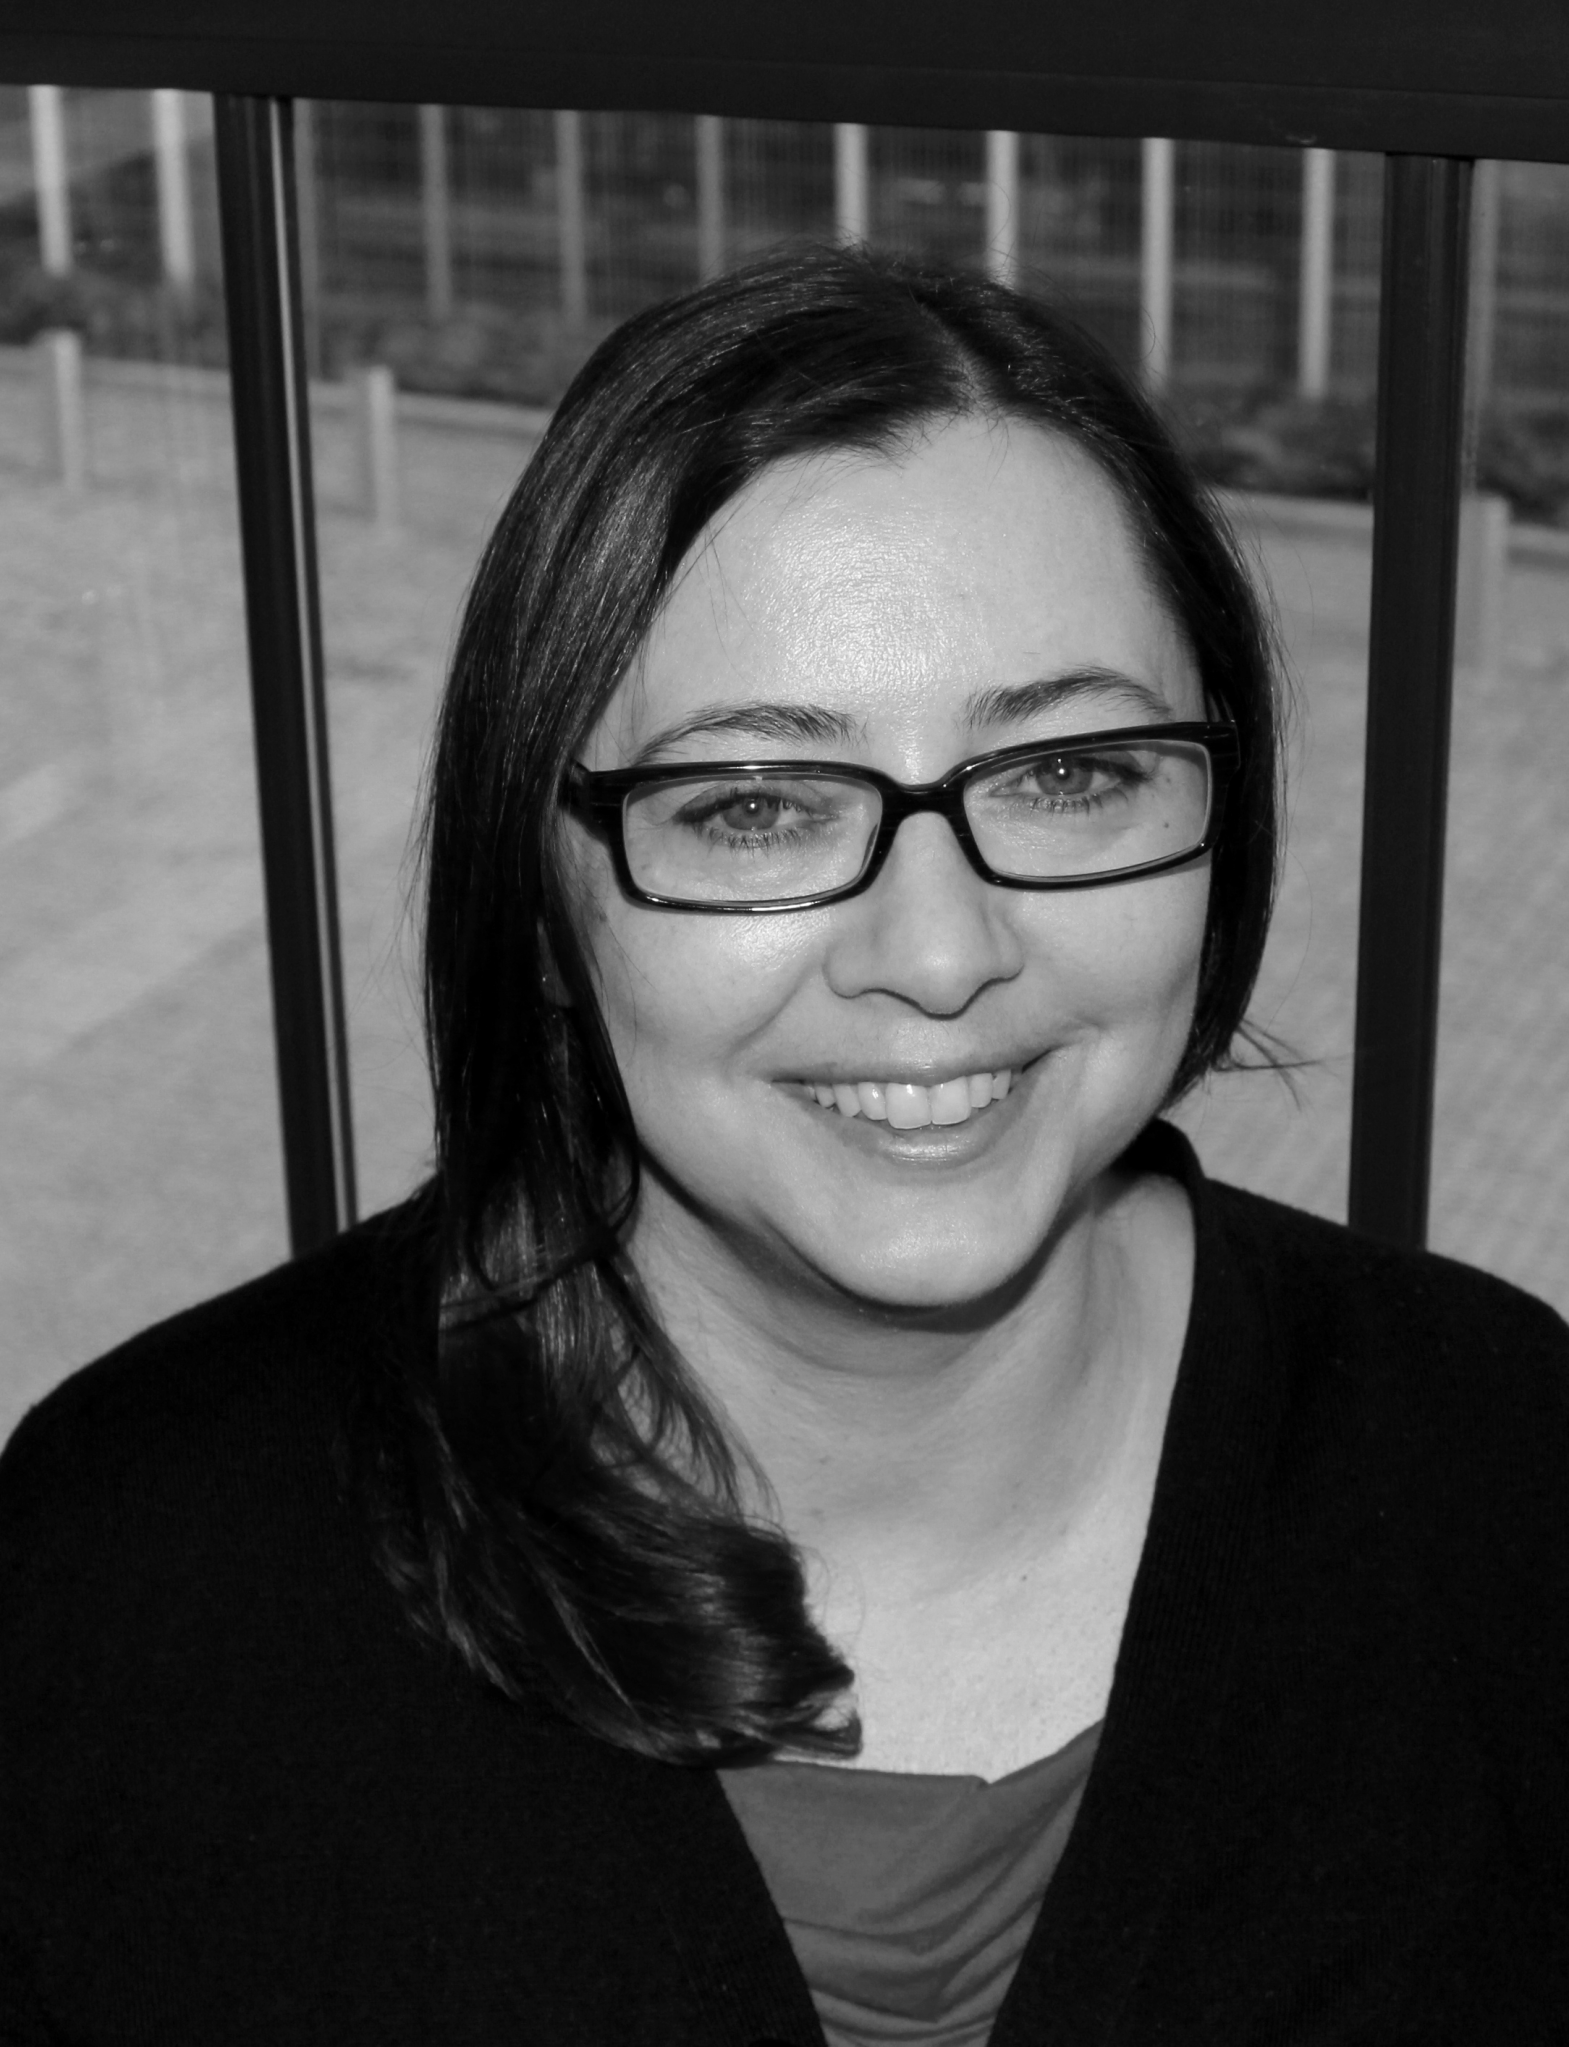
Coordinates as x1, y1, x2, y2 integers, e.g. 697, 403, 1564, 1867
3, 366, 1568, 1444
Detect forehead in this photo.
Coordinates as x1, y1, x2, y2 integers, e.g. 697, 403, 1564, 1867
601, 414, 1201, 763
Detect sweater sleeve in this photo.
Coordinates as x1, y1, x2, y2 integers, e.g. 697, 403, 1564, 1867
1440, 1281, 1569, 1889
0, 1925, 48, 2047
0, 1403, 72, 2046
0, 1231, 388, 2041
1242, 1182, 1569, 1897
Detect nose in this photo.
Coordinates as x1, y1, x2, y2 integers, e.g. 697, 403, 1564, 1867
824, 810, 1024, 1014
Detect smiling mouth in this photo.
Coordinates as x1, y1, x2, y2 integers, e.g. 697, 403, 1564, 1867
800, 1069, 1015, 1130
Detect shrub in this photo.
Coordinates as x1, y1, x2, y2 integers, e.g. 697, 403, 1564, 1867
1177, 389, 1378, 502
0, 257, 228, 367
1177, 384, 1569, 526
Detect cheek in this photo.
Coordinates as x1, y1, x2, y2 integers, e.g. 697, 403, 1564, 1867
572, 839, 824, 1088
1029, 868, 1208, 1047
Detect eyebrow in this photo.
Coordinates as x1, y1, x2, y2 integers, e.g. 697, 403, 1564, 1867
630, 702, 862, 766
627, 668, 1174, 767
962, 670, 1176, 728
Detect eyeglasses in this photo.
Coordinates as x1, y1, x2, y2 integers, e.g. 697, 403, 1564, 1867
564, 722, 1240, 914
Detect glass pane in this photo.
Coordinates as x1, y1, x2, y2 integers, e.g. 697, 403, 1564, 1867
1160, 152, 1383, 1236
1426, 158, 1569, 1314
0, 86, 284, 1442
1171, 480, 1375, 1223
298, 108, 1387, 1251
727, 119, 835, 259
871, 127, 987, 267
1019, 134, 1142, 362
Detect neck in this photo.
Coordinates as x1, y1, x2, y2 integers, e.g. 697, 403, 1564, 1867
629, 1168, 1187, 1598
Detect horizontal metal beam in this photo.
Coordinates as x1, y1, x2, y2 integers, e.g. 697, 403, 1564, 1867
5, 5, 1569, 165
1348, 154, 1472, 1249
214, 94, 357, 1254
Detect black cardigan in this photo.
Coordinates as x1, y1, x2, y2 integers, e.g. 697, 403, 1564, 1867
3, 1127, 1568, 2044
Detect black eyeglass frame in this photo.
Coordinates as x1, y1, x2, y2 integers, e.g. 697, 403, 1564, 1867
564, 721, 1242, 913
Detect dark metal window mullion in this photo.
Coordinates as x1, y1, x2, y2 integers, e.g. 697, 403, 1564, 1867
214, 94, 357, 1253
1349, 154, 1473, 1249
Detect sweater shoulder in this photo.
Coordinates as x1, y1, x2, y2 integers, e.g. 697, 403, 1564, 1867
1207, 1172, 1569, 1343
1199, 1171, 1569, 1459
0, 1198, 435, 1588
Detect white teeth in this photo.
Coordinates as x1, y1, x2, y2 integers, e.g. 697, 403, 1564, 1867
810, 1069, 1015, 1125
929, 1078, 972, 1126
885, 1083, 932, 1129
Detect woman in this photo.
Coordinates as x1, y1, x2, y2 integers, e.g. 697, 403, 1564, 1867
2, 249, 1566, 2044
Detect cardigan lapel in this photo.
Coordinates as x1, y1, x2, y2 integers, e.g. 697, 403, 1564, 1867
989, 1124, 1289, 2043
588, 1735, 828, 2047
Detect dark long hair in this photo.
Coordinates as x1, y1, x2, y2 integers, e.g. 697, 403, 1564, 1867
382, 247, 1283, 1764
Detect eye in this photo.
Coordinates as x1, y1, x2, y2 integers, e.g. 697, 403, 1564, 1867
673, 783, 822, 837
987, 750, 1144, 806
706, 792, 794, 833
1028, 754, 1100, 797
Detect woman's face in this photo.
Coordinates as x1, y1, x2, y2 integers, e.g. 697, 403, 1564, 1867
566, 415, 1210, 1314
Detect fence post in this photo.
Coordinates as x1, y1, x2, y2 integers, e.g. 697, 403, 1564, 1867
835, 124, 870, 245
695, 114, 725, 281
555, 110, 589, 326
36, 328, 86, 490
1348, 154, 1473, 1248
986, 130, 1020, 286
353, 364, 400, 529
1298, 148, 1335, 399
152, 89, 196, 289
419, 105, 454, 322
29, 84, 72, 275
1140, 137, 1175, 390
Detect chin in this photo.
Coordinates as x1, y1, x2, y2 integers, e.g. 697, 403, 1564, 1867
799, 1227, 1051, 1318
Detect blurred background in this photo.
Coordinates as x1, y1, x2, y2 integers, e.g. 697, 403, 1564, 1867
3, 89, 1568, 1438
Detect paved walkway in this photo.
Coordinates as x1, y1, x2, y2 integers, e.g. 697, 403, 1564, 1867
2, 372, 1567, 1441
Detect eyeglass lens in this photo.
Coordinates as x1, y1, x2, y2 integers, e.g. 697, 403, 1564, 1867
620, 738, 1214, 905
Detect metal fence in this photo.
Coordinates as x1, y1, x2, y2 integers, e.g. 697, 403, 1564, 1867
9, 85, 1569, 421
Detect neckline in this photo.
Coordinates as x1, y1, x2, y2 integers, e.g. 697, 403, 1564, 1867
727, 1717, 1105, 1793
622, 1120, 1291, 2045
728, 1119, 1205, 1805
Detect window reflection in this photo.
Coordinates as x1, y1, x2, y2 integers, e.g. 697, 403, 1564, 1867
0, 86, 283, 1441
5, 88, 1568, 1443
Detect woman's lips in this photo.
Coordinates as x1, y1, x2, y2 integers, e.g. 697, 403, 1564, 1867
804, 1069, 1013, 1128
785, 1054, 1051, 1138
